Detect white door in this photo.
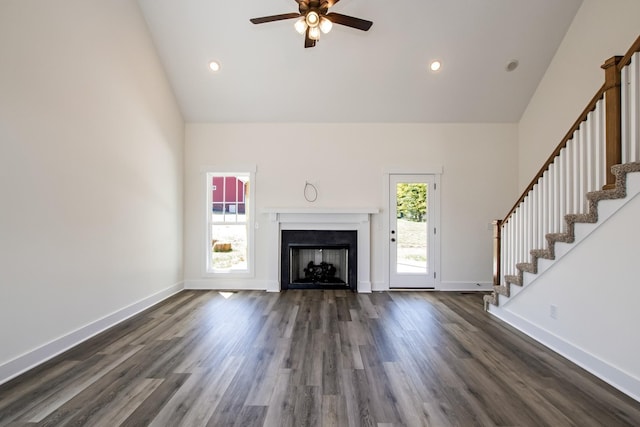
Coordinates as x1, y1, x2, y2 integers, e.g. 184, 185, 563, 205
389, 174, 436, 288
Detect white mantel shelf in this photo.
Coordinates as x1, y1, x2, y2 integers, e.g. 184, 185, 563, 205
262, 207, 379, 214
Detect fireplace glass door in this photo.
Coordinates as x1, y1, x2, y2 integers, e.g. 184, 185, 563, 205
281, 230, 357, 290
290, 246, 349, 286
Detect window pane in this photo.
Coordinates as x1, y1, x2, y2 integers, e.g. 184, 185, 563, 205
211, 224, 247, 271
395, 182, 428, 273
210, 174, 248, 224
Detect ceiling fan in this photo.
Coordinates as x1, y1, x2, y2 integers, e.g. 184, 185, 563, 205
250, 0, 373, 48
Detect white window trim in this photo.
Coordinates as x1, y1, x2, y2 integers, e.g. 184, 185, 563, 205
202, 165, 256, 278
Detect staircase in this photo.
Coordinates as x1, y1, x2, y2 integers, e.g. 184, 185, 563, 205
484, 36, 640, 310
484, 162, 640, 308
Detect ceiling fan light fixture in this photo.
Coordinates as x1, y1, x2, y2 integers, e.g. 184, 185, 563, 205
319, 17, 333, 34
294, 17, 308, 34
249, 2, 373, 49
309, 26, 321, 40
306, 11, 320, 27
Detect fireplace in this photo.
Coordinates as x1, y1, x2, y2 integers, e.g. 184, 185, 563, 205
281, 230, 357, 290
264, 208, 378, 292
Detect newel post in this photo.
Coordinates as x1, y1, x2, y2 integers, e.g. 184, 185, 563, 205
492, 219, 502, 287
602, 56, 623, 190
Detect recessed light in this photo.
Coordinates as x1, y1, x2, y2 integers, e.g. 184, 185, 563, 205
430, 60, 441, 72
506, 60, 519, 72
209, 61, 221, 72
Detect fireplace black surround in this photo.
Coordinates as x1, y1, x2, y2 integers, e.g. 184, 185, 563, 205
281, 230, 357, 290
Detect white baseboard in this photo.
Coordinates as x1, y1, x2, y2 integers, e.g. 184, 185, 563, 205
266, 280, 280, 292
0, 282, 184, 386
372, 281, 491, 292
358, 281, 372, 293
185, 279, 372, 293
439, 281, 492, 291
184, 278, 267, 290
489, 307, 640, 403
371, 281, 386, 292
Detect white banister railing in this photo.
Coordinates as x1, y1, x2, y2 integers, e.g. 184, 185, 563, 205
499, 99, 607, 282
622, 51, 640, 163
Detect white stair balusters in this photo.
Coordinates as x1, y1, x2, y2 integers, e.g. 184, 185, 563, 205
622, 52, 640, 163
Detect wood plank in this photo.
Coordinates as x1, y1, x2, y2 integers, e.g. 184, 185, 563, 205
320, 394, 347, 427
291, 385, 321, 427
244, 338, 290, 406
155, 357, 244, 427
321, 333, 341, 395
262, 369, 295, 427
91, 378, 164, 427
118, 373, 190, 427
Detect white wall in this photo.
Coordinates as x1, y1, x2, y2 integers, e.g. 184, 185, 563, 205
518, 0, 640, 191
497, 187, 640, 401
0, 0, 184, 382
184, 123, 518, 291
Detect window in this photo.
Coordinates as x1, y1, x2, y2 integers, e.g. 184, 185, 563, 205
205, 169, 255, 275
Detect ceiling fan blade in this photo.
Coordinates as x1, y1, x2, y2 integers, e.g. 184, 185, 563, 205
319, 0, 339, 13
325, 12, 373, 31
250, 13, 301, 25
304, 28, 317, 48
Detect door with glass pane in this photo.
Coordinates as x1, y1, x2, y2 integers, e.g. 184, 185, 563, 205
389, 174, 435, 288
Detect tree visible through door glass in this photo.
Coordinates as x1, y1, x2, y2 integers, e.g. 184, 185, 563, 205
396, 182, 428, 273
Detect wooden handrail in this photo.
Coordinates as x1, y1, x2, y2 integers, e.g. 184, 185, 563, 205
502, 85, 605, 222
502, 35, 640, 223
617, 35, 640, 70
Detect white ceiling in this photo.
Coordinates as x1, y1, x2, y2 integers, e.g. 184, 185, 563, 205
137, 0, 583, 123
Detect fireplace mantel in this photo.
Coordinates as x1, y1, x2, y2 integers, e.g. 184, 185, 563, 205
263, 207, 378, 222
264, 207, 379, 293
263, 207, 379, 214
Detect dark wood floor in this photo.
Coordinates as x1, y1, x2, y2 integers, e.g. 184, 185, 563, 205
1, 290, 639, 426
